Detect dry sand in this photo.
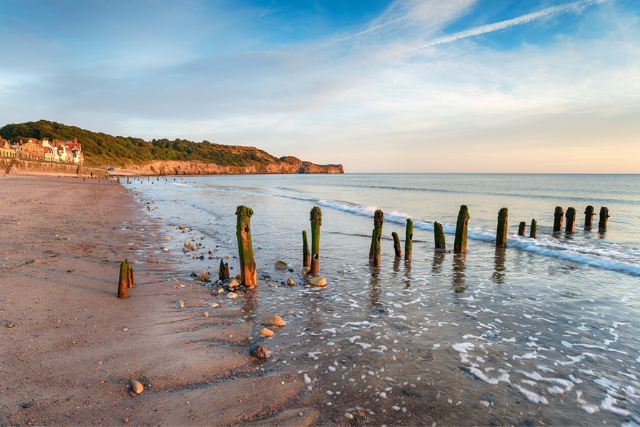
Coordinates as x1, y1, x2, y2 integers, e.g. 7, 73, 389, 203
0, 175, 318, 425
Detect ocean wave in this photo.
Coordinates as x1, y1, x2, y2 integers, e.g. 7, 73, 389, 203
317, 200, 640, 276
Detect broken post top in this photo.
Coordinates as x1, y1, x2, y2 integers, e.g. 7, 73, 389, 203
585, 206, 594, 215
555, 206, 564, 216
566, 207, 576, 218
498, 208, 508, 220
600, 207, 610, 218
457, 205, 470, 223
310, 206, 322, 225
374, 210, 384, 227
236, 205, 254, 217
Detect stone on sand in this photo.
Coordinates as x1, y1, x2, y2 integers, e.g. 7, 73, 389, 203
260, 314, 285, 327
249, 342, 271, 359
286, 278, 295, 286
308, 276, 327, 287
130, 380, 143, 395
259, 327, 274, 337
275, 261, 287, 269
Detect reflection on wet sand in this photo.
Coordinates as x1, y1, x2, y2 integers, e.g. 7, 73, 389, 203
432, 252, 445, 274
452, 253, 466, 292
493, 247, 506, 284
369, 265, 382, 311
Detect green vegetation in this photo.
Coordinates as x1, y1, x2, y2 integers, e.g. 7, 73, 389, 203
0, 120, 278, 167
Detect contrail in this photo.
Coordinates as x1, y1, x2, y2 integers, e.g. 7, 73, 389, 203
418, 0, 606, 50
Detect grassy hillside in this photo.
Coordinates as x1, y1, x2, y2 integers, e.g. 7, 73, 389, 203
0, 120, 279, 167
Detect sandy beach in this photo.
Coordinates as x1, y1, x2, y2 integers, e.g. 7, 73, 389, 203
0, 175, 317, 426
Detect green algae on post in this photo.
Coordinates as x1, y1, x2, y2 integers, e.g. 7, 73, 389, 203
369, 209, 384, 266
584, 205, 595, 230
599, 207, 609, 232
302, 230, 310, 268
496, 208, 508, 248
553, 206, 564, 232
434, 222, 447, 253
454, 205, 470, 254
517, 221, 526, 237
392, 232, 402, 258
405, 218, 413, 261
310, 207, 322, 275
530, 219, 537, 238
235, 205, 256, 288
117, 259, 129, 299
566, 207, 576, 234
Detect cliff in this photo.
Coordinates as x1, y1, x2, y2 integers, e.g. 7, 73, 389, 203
124, 158, 344, 176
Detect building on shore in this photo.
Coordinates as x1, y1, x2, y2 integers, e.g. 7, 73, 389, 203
0, 136, 84, 164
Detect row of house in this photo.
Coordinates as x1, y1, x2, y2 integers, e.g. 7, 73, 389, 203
0, 136, 84, 164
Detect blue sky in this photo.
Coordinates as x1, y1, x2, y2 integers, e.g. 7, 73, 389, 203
1, 0, 639, 172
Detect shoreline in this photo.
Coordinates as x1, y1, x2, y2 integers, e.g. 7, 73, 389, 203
0, 175, 316, 425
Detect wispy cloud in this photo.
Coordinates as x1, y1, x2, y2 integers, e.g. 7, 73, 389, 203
418, 0, 608, 49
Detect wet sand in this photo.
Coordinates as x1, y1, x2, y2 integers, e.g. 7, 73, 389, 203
0, 175, 317, 425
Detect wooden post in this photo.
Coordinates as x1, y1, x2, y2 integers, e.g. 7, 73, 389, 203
434, 222, 446, 253
530, 219, 537, 238
517, 221, 526, 236
392, 232, 402, 258
405, 218, 413, 261
127, 265, 135, 288
117, 259, 129, 298
598, 207, 609, 232
565, 207, 576, 234
453, 205, 470, 254
584, 206, 594, 230
310, 207, 322, 275
553, 206, 564, 232
369, 210, 383, 266
219, 258, 230, 281
235, 205, 256, 288
116, 177, 120, 184
496, 208, 508, 248
302, 230, 310, 268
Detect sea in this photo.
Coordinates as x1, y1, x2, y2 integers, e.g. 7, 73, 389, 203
125, 173, 640, 425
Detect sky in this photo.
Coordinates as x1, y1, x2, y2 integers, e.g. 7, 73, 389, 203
1, 0, 639, 173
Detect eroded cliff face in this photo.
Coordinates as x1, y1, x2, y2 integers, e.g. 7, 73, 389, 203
126, 158, 344, 176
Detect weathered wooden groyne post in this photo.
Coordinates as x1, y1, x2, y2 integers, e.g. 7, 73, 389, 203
405, 218, 413, 260
599, 207, 609, 232
392, 232, 402, 258
434, 222, 447, 253
236, 206, 257, 288
127, 264, 135, 288
454, 205, 470, 254
553, 207, 564, 232
369, 210, 384, 266
584, 206, 595, 230
565, 207, 576, 234
117, 259, 129, 299
530, 219, 537, 238
517, 221, 526, 236
219, 258, 230, 281
496, 208, 508, 248
310, 207, 322, 275
302, 230, 310, 268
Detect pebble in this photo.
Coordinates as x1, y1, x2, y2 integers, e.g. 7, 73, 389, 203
225, 255, 230, 259
268, 282, 274, 287
286, 278, 295, 286
274, 261, 288, 269
150, 234, 156, 237
178, 226, 186, 230
308, 276, 327, 287
259, 327, 274, 337
204, 312, 209, 317
227, 292, 238, 299
197, 272, 209, 281
211, 303, 219, 307
344, 413, 354, 420
301, 267, 310, 274
249, 342, 271, 359
163, 237, 171, 241
130, 380, 144, 395
260, 315, 285, 327
218, 288, 225, 293
179, 301, 185, 308
338, 270, 347, 274
228, 279, 240, 289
